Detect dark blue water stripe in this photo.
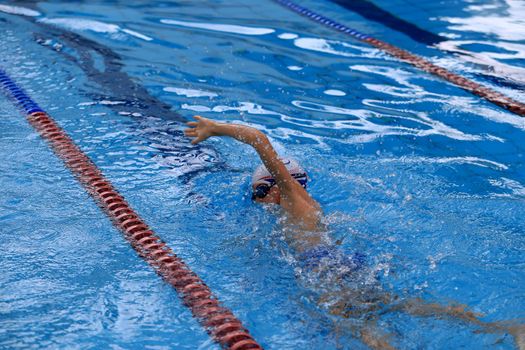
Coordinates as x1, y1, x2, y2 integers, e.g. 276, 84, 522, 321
0, 68, 44, 114
329, 0, 445, 46
274, 0, 371, 40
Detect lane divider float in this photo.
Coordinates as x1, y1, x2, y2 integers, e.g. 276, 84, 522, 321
274, 0, 525, 117
0, 68, 262, 350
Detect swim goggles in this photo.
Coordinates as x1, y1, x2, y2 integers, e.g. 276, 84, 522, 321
252, 179, 276, 200
251, 173, 308, 200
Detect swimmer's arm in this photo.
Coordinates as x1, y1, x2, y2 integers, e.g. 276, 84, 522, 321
185, 116, 298, 194
186, 116, 322, 237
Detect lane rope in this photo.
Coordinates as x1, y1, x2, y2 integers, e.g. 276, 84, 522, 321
274, 0, 525, 117
0, 68, 263, 350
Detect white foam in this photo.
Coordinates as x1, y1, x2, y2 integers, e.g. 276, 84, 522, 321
357, 63, 525, 132
380, 156, 508, 171
121, 28, 153, 41
39, 18, 152, 41
324, 89, 346, 96
291, 100, 480, 142
78, 101, 96, 106
351, 65, 423, 89
439, 0, 525, 41
466, 4, 500, 11
181, 104, 212, 112
278, 33, 298, 40
489, 177, 525, 195
436, 40, 525, 84
100, 100, 126, 105
209, 101, 281, 115
77, 100, 125, 106
0, 5, 40, 17
160, 19, 274, 35
40, 18, 120, 33
294, 37, 379, 58
164, 87, 218, 98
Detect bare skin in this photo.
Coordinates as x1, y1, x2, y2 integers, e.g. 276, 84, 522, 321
185, 115, 524, 349
185, 116, 323, 249
320, 276, 525, 349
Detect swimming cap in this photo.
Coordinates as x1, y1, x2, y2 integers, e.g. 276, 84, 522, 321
251, 158, 308, 188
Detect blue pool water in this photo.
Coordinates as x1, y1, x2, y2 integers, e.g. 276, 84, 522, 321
1, 1, 524, 349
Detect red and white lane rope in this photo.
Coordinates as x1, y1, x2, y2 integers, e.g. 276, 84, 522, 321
0, 69, 262, 350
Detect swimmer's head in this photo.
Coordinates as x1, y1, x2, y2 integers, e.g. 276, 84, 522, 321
251, 158, 308, 204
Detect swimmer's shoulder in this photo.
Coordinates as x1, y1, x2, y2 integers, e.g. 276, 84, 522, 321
286, 196, 323, 232
279, 177, 322, 230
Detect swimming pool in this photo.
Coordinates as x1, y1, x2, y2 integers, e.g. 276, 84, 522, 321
1, 1, 524, 349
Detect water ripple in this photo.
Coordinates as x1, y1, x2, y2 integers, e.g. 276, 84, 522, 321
160, 19, 274, 36
291, 100, 481, 142
39, 18, 153, 41
293, 37, 383, 59
0, 4, 40, 17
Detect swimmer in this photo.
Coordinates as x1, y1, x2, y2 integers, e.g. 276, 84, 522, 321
185, 115, 525, 350
184, 115, 323, 251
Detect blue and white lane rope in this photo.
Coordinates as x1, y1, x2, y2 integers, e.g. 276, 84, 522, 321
274, 0, 371, 40
274, 0, 525, 117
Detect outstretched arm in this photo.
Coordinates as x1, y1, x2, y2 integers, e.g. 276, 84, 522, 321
184, 116, 321, 233
185, 116, 306, 199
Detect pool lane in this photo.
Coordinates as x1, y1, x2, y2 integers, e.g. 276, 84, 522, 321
0, 68, 263, 350
274, 0, 525, 117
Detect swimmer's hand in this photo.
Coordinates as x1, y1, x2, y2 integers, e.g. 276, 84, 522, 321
184, 115, 264, 146
184, 116, 218, 145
